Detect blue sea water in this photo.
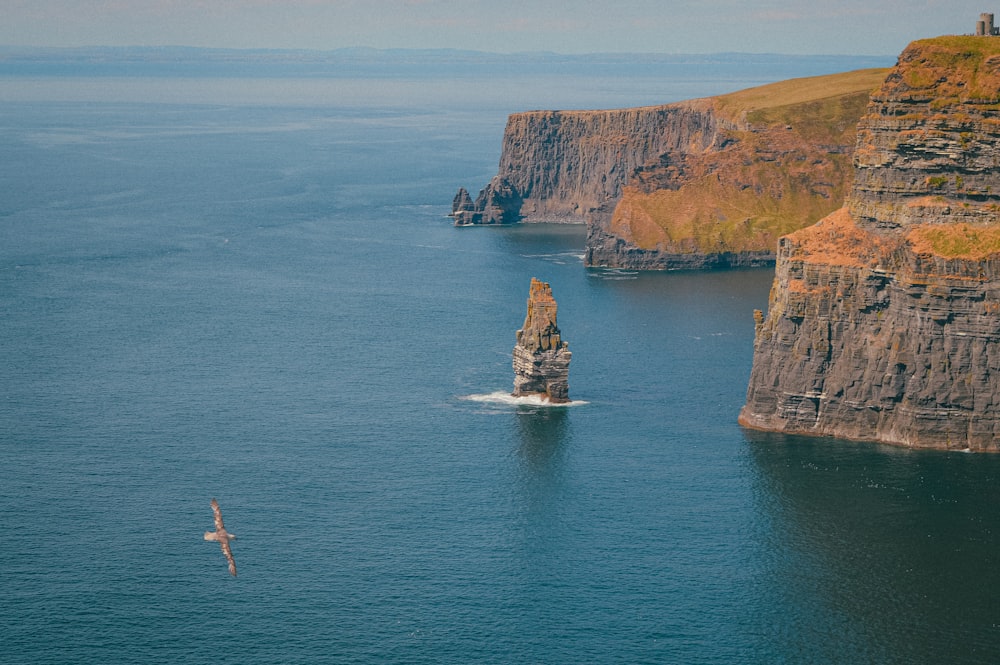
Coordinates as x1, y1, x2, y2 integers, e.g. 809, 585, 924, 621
4, 53, 1000, 664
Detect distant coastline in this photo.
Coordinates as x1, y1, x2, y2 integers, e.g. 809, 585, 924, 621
0, 45, 894, 79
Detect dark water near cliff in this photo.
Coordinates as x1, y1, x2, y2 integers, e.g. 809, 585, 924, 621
4, 55, 1000, 664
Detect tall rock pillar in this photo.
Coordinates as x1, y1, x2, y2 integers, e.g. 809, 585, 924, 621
513, 278, 572, 403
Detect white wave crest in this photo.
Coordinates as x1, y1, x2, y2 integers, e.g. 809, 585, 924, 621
460, 391, 587, 407
588, 268, 638, 280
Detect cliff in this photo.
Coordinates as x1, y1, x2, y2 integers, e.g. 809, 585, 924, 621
740, 37, 1000, 451
452, 69, 888, 271
587, 69, 888, 269
452, 103, 722, 225
513, 278, 571, 403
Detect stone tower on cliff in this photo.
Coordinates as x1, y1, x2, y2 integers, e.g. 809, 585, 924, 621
976, 13, 999, 35
512, 278, 571, 403
740, 36, 1000, 451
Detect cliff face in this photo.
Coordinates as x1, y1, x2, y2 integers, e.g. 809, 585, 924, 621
586, 69, 887, 268
585, 124, 850, 269
453, 69, 887, 271
513, 278, 571, 403
740, 37, 1000, 451
452, 103, 722, 225
849, 38, 1000, 229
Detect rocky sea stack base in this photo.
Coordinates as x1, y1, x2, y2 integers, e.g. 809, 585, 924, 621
740, 37, 1000, 451
513, 278, 571, 403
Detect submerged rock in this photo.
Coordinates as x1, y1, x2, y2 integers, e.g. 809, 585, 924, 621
512, 278, 571, 403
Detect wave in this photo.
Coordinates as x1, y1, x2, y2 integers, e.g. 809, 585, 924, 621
587, 268, 638, 280
521, 251, 586, 265
460, 390, 587, 407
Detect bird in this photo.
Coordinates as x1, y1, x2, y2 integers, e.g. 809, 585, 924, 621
204, 498, 237, 576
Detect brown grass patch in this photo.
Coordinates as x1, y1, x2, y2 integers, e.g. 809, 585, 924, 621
907, 223, 1000, 259
783, 208, 884, 267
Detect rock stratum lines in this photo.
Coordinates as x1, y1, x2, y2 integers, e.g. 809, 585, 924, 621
740, 37, 1000, 451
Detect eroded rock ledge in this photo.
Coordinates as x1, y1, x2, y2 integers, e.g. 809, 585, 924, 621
513, 278, 571, 403
740, 37, 1000, 451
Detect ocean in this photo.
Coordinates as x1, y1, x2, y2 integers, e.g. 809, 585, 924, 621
4, 51, 1000, 664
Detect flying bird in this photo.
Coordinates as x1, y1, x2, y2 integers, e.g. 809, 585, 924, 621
204, 498, 237, 576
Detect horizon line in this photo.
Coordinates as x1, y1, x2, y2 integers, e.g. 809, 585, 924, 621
0, 43, 897, 60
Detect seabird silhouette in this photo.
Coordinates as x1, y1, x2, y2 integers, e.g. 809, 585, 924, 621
204, 498, 237, 576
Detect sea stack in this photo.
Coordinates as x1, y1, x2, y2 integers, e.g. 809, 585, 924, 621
513, 278, 571, 403
740, 36, 1000, 451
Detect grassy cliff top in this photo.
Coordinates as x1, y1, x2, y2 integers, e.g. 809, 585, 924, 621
890, 35, 1000, 104
713, 68, 888, 125
508, 67, 888, 120
916, 34, 1000, 53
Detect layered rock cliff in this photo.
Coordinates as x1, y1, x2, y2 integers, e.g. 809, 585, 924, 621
513, 278, 571, 403
452, 104, 722, 225
452, 69, 888, 271
740, 37, 1000, 451
587, 69, 887, 269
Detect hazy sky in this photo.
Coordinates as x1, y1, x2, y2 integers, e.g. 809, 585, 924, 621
2, 0, 993, 55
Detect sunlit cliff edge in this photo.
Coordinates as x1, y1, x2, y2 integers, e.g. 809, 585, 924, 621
739, 36, 1000, 451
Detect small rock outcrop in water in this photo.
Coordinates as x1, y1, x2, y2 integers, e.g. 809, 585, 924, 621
450, 177, 523, 225
450, 187, 476, 225
740, 37, 1000, 451
513, 278, 571, 403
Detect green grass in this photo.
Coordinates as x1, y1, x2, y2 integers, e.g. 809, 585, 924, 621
909, 223, 1000, 259
714, 69, 888, 124
901, 36, 1000, 103
916, 35, 1000, 60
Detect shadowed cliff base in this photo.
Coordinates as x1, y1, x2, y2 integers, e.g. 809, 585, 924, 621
741, 36, 1000, 451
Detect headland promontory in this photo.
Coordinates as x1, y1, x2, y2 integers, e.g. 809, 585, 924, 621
740, 36, 1000, 451
452, 69, 888, 270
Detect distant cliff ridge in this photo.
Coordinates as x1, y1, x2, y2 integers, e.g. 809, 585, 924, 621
451, 103, 722, 225
740, 37, 1000, 451
452, 69, 888, 271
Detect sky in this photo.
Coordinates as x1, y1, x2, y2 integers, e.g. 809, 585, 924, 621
1, 0, 995, 55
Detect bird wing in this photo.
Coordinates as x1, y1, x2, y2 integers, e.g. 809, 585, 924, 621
211, 498, 225, 532
220, 539, 238, 577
